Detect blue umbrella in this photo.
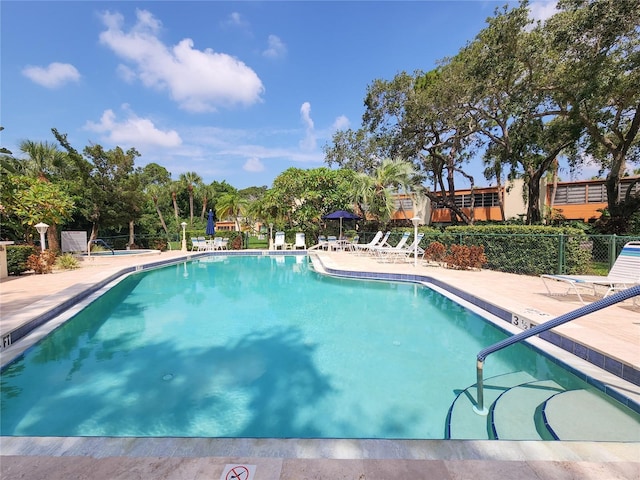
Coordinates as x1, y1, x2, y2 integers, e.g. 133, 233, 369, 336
322, 210, 361, 239
206, 209, 215, 237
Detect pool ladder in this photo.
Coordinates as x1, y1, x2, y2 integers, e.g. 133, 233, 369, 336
474, 284, 640, 415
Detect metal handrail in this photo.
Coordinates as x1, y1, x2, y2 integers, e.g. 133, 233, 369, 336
87, 239, 115, 256
474, 284, 640, 415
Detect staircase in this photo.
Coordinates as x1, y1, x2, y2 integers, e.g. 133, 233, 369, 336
446, 372, 640, 441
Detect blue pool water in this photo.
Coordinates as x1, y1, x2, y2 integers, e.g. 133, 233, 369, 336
0, 256, 609, 438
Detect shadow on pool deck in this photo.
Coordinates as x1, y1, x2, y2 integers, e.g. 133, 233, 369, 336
1, 249, 639, 479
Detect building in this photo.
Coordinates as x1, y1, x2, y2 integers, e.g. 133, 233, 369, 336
389, 177, 639, 225
546, 177, 640, 222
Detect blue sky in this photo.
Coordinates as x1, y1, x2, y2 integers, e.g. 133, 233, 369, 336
2, 1, 562, 189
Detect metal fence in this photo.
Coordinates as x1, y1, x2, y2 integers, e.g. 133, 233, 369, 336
357, 231, 640, 276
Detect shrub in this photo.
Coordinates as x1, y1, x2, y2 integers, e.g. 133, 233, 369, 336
444, 244, 483, 270
150, 238, 168, 251
424, 241, 447, 263
469, 245, 488, 269
56, 253, 80, 270
26, 250, 57, 274
6, 245, 36, 275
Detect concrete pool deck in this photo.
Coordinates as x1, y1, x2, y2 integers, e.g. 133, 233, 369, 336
1, 249, 639, 479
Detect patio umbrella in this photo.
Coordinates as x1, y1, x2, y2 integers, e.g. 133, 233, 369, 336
322, 210, 361, 239
206, 209, 215, 237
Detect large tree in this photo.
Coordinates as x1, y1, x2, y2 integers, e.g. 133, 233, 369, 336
544, 0, 640, 232
5, 175, 74, 246
263, 167, 355, 235
54, 130, 142, 242
139, 163, 172, 234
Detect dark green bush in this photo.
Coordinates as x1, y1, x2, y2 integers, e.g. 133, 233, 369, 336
7, 245, 37, 275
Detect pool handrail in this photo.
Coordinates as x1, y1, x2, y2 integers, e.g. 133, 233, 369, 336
87, 238, 115, 256
474, 284, 640, 415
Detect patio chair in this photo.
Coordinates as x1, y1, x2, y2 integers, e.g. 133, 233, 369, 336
274, 231, 287, 250
308, 235, 327, 251
343, 235, 359, 252
191, 237, 207, 251
294, 232, 306, 250
541, 241, 640, 304
326, 235, 338, 251
211, 237, 223, 250
371, 232, 411, 261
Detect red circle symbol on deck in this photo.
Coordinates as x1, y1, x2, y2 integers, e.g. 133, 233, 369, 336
226, 465, 249, 480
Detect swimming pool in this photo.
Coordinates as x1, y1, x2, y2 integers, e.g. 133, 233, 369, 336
1, 255, 638, 439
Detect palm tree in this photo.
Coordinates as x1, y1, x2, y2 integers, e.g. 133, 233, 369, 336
352, 158, 418, 228
216, 189, 248, 232
18, 140, 66, 181
180, 171, 202, 226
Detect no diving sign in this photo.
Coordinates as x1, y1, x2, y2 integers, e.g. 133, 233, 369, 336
222, 464, 256, 480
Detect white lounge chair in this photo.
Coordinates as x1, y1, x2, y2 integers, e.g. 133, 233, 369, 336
541, 241, 640, 304
383, 233, 425, 263
352, 231, 382, 255
294, 232, 306, 250
371, 232, 411, 261
274, 231, 287, 250
360, 231, 392, 255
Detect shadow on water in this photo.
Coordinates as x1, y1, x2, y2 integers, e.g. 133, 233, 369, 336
1, 325, 344, 438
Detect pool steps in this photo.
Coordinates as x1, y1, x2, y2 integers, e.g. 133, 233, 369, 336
447, 372, 640, 441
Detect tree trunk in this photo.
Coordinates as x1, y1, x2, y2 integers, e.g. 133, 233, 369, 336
128, 220, 135, 247
154, 198, 169, 234
189, 193, 194, 226
89, 223, 99, 244
527, 180, 541, 224
172, 192, 179, 220
47, 223, 60, 253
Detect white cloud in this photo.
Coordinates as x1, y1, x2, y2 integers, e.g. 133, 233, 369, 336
223, 12, 250, 30
528, 1, 558, 24
331, 115, 350, 131
262, 34, 287, 59
98, 9, 264, 112
84, 106, 182, 148
299, 102, 316, 151
22, 62, 81, 88
243, 157, 265, 172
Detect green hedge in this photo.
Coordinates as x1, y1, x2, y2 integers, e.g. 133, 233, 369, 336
7, 245, 37, 275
